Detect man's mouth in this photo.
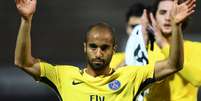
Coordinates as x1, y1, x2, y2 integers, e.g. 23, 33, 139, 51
164, 24, 171, 28
93, 59, 104, 64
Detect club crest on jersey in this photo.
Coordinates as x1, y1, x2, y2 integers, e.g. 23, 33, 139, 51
108, 80, 121, 90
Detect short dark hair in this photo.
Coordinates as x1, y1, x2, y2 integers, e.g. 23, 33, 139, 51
151, 0, 189, 30
126, 2, 147, 22
85, 22, 116, 46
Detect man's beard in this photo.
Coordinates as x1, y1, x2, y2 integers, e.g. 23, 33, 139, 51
162, 32, 172, 38
87, 55, 112, 70
88, 59, 107, 70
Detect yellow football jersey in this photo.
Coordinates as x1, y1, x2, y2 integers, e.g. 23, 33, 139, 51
110, 52, 125, 68
40, 62, 155, 101
110, 40, 201, 101
144, 40, 201, 101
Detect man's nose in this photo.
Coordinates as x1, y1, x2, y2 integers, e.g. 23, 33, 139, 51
165, 12, 171, 21
95, 48, 103, 57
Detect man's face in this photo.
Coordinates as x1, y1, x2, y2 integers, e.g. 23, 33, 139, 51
126, 16, 141, 36
84, 31, 114, 70
156, 0, 174, 36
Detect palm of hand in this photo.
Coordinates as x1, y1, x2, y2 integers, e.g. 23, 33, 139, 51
171, 0, 195, 24
16, 0, 36, 19
172, 4, 188, 24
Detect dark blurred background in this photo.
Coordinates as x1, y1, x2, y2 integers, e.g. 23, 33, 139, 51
0, 0, 200, 101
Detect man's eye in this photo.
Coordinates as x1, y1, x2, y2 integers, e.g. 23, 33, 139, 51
89, 44, 97, 49
159, 10, 166, 15
101, 45, 109, 51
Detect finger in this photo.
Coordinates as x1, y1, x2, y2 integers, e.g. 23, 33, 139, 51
187, 0, 196, 9
188, 9, 195, 15
184, 9, 195, 19
144, 9, 149, 23
16, 0, 23, 5
141, 9, 148, 21
144, 9, 147, 17
188, 4, 196, 13
15, 0, 19, 8
189, 9, 195, 15
20, 0, 25, 4
15, 0, 22, 8
150, 13, 156, 26
150, 15, 158, 34
186, 9, 195, 17
147, 25, 155, 35
185, 0, 194, 5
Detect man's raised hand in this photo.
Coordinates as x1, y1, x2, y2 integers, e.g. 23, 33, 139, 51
16, 0, 37, 20
171, 0, 196, 24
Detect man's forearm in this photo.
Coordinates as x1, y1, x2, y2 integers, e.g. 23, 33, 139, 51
168, 23, 184, 71
15, 17, 34, 67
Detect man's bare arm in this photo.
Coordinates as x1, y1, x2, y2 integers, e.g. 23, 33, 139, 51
152, 0, 195, 80
153, 22, 183, 80
15, 0, 40, 79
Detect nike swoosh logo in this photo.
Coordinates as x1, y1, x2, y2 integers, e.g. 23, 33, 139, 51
72, 80, 84, 85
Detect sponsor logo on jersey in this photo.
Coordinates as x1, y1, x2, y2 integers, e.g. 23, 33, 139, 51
72, 80, 83, 85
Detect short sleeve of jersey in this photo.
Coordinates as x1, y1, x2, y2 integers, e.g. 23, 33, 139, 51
110, 52, 125, 68
40, 62, 60, 88
121, 65, 155, 92
135, 67, 155, 95
132, 65, 155, 83
123, 65, 155, 96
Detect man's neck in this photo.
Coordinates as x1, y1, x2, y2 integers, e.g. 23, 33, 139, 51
166, 35, 172, 43
85, 65, 111, 77
162, 33, 172, 43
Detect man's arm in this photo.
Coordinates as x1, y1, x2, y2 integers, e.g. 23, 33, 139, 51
15, 0, 40, 80
153, 20, 183, 80
151, 0, 196, 80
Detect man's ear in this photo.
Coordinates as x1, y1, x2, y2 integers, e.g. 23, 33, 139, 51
84, 42, 87, 53
113, 44, 117, 53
